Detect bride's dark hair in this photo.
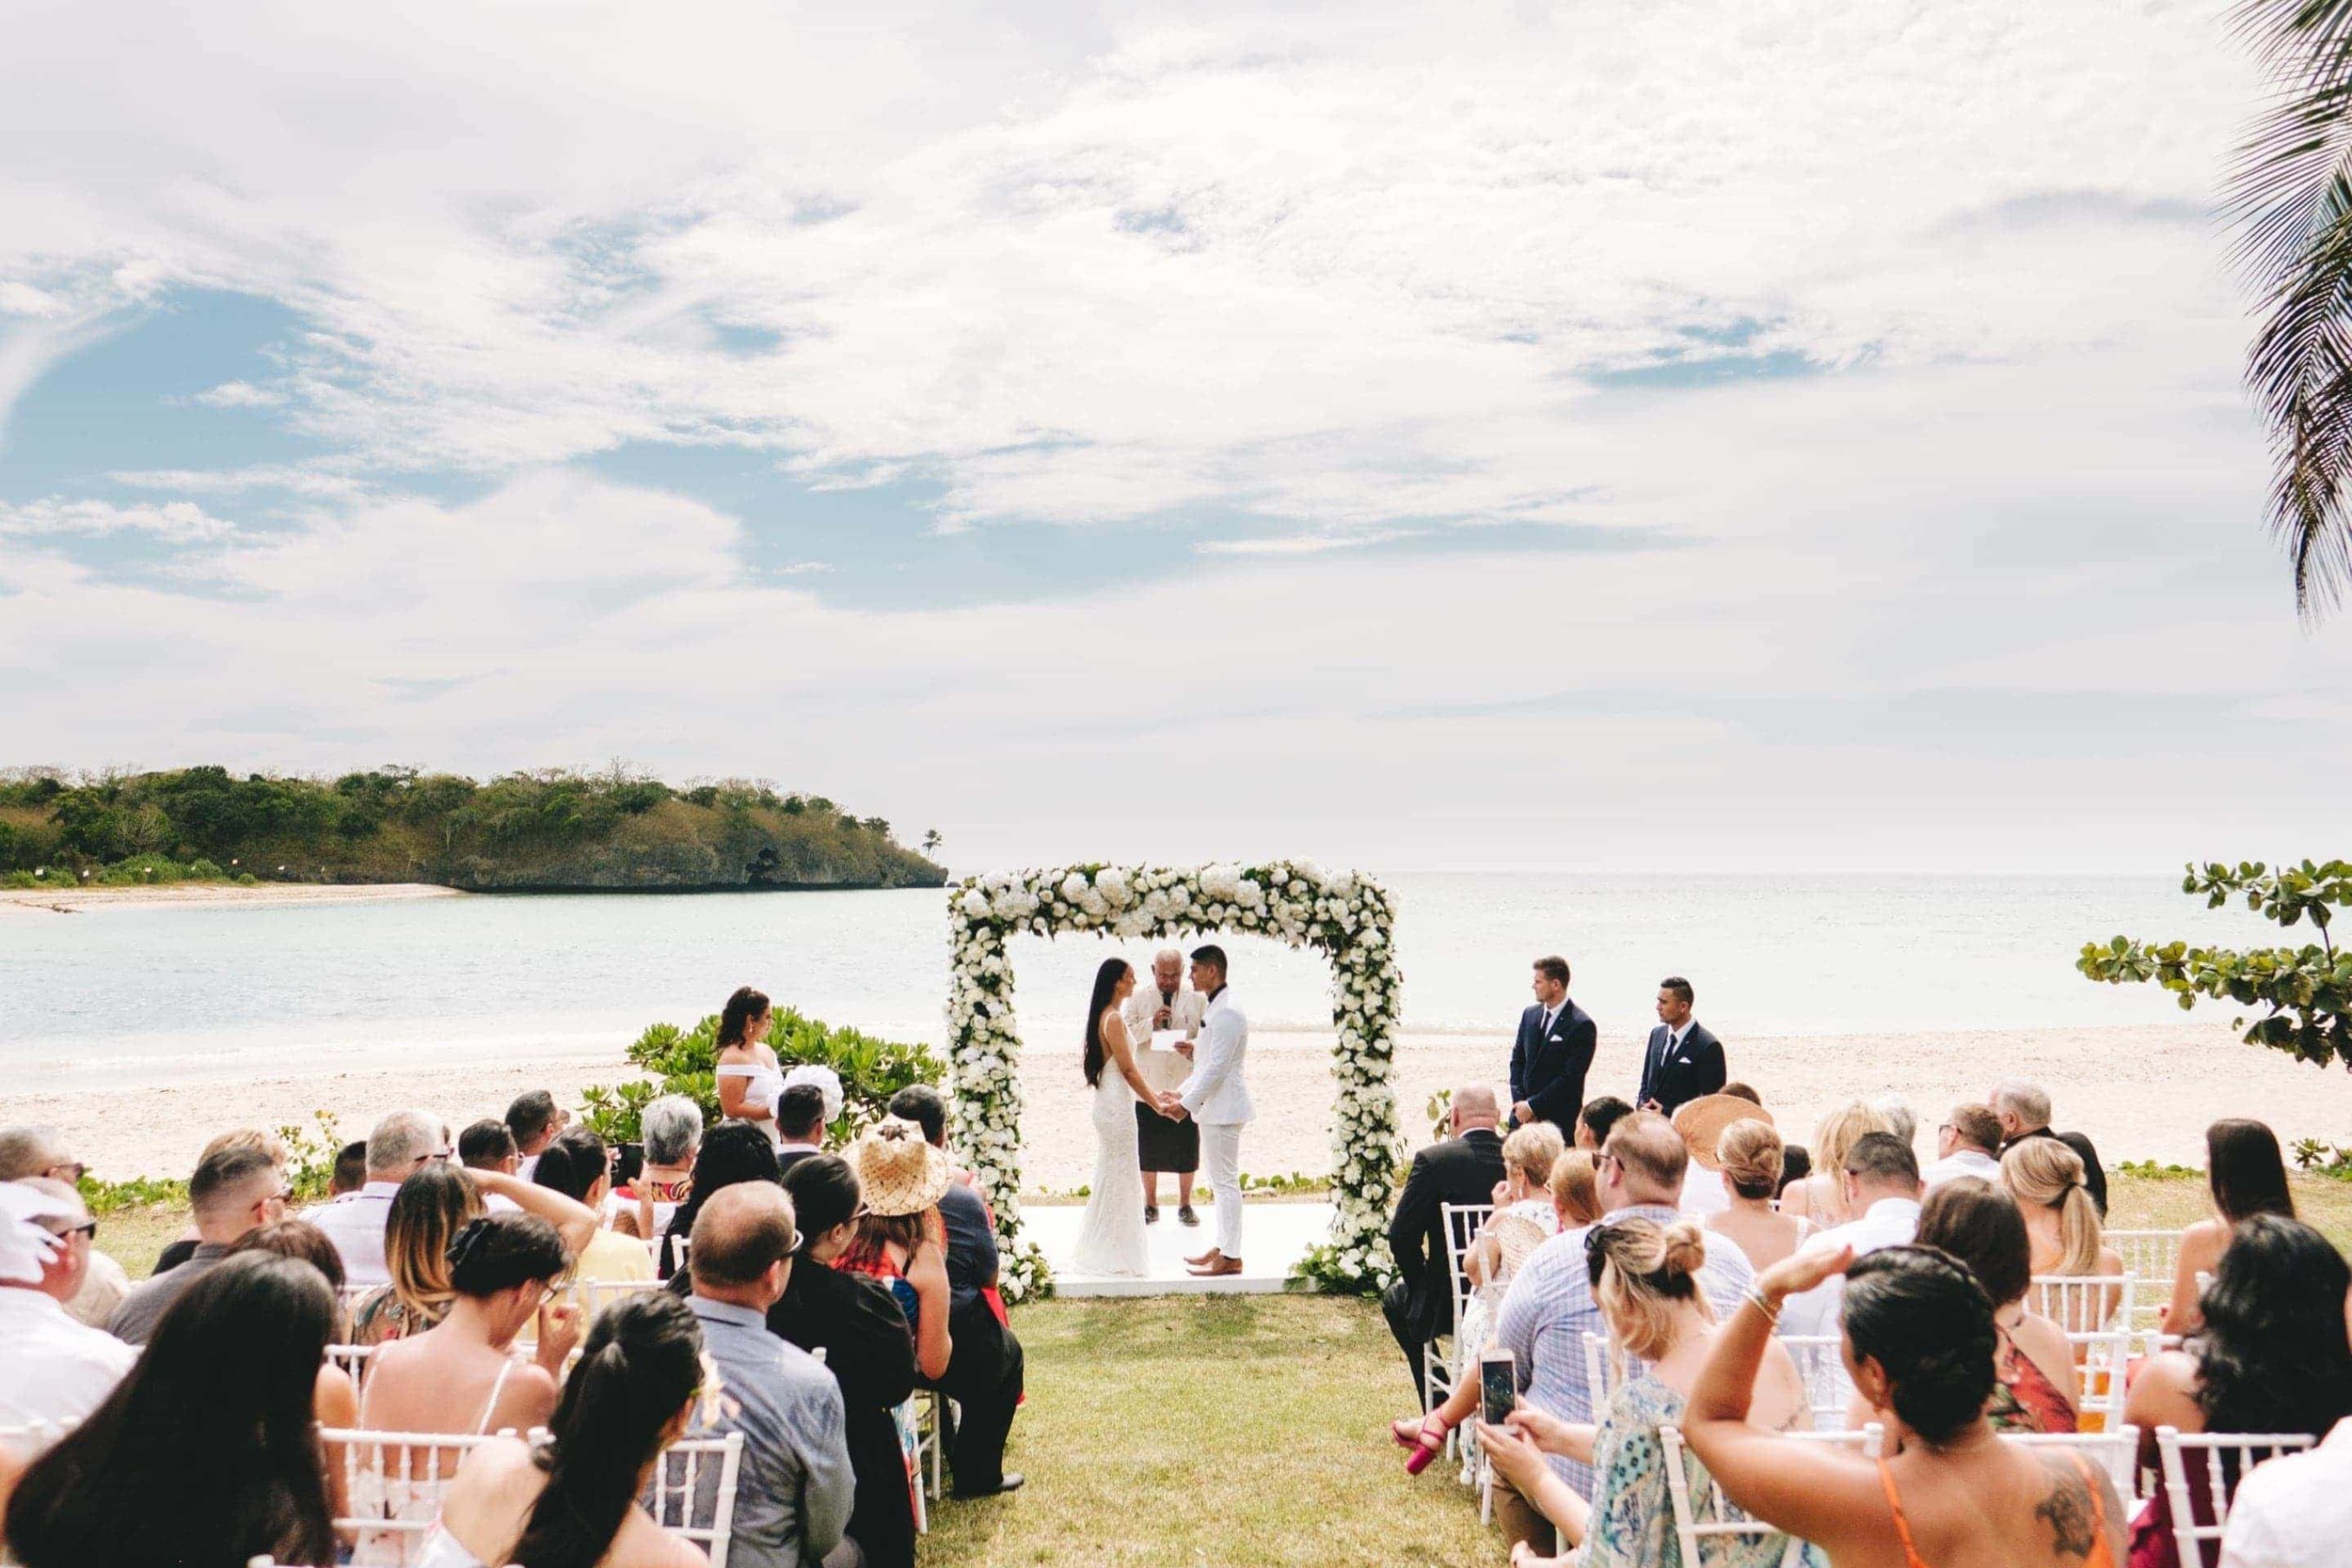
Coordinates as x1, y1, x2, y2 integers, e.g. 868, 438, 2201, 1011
1083, 958, 1133, 1088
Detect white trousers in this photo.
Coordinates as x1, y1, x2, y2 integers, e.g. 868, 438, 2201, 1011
1200, 1121, 1245, 1256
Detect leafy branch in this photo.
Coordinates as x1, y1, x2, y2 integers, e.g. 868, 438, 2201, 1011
2077, 859, 2352, 1069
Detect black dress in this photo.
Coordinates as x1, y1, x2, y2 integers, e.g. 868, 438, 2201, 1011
766, 1258, 921, 1568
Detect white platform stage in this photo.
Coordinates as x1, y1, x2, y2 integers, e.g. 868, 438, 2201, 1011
1025, 1198, 1334, 1296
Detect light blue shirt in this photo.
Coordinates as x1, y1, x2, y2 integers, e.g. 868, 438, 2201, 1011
1491, 1203, 1755, 1492
680, 1297, 853, 1568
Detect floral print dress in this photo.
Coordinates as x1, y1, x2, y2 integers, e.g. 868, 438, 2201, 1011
1584, 1371, 1826, 1568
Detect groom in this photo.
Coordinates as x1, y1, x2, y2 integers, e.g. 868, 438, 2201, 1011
1165, 942, 1251, 1277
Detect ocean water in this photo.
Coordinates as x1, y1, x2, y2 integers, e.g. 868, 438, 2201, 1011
0, 873, 2281, 1077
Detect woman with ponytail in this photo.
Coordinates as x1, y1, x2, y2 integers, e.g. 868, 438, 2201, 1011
1476, 1215, 1813, 1567
419, 1291, 709, 1568
714, 986, 785, 1148
1998, 1137, 2122, 1331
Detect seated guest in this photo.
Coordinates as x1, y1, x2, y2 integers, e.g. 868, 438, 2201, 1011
331, 1138, 369, 1196
1479, 1215, 1813, 1568
1912, 1179, 2075, 1433
228, 1220, 361, 1455
1381, 1082, 1508, 1399
505, 1089, 567, 1181
773, 1084, 830, 1171
2163, 1117, 2295, 1334
1999, 1137, 2122, 1331
614, 1094, 702, 1242
842, 1122, 955, 1394
1990, 1077, 2106, 1216
1780, 1101, 1893, 1229
1776, 1131, 1922, 1338
776, 1156, 922, 1568
1708, 1118, 1809, 1271
1575, 1094, 1634, 1152
887, 1084, 1026, 1499
0, 1127, 129, 1328
1920, 1102, 2004, 1189
359, 1212, 580, 1442
151, 1127, 289, 1274
0, 1180, 135, 1433
351, 1159, 596, 1343
458, 1118, 519, 1174
422, 1291, 709, 1568
684, 1184, 855, 1568
1721, 1083, 1763, 1105
4, 1252, 341, 1568
1870, 1092, 1918, 1152
310, 1109, 451, 1289
1669, 1095, 1765, 1219
1488, 1111, 1755, 1544
2124, 1214, 2352, 1568
660, 1121, 783, 1281
531, 1127, 657, 1281
109, 1142, 286, 1343
1775, 1145, 1811, 1201
2217, 1413, 2352, 1568
1388, 1122, 1565, 1473
1682, 1244, 2128, 1568
1635, 974, 1725, 1118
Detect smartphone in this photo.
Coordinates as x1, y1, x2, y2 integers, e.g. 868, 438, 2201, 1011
1479, 1349, 1517, 1428
613, 1141, 644, 1187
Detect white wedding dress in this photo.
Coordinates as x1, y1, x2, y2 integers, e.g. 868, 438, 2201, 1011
1072, 1050, 1150, 1276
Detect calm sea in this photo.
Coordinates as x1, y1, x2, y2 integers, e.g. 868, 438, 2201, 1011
0, 873, 2277, 1078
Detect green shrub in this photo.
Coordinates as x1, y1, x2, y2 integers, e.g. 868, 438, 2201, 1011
580, 1006, 946, 1148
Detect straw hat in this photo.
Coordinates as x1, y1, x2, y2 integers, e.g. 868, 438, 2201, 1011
1673, 1095, 1775, 1172
851, 1117, 952, 1216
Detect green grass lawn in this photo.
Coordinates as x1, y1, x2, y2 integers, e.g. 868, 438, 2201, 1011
921, 1294, 1486, 1568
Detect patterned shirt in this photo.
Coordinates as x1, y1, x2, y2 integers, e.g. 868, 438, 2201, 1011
682, 1297, 855, 1568
1585, 1371, 1824, 1568
1491, 1203, 1756, 1492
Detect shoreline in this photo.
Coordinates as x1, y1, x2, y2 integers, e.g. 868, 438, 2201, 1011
0, 882, 466, 917
10, 1018, 2351, 1188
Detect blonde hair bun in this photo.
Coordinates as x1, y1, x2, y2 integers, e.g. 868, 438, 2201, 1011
1659, 1219, 1708, 1277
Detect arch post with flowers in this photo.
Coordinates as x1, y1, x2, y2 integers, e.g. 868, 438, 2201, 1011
946, 861, 1405, 1303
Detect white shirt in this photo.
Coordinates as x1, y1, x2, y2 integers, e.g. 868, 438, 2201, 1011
2220, 1415, 2352, 1568
1920, 1148, 2001, 1190
1777, 1196, 1921, 1338
0, 1286, 137, 1434
1678, 1164, 1732, 1219
307, 1180, 401, 1289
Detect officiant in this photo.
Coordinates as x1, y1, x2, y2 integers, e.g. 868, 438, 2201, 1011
1121, 946, 1205, 1225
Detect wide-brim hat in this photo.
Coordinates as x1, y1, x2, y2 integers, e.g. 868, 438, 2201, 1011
852, 1117, 953, 1216
1673, 1095, 1775, 1171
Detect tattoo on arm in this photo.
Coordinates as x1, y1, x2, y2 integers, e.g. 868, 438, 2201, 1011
2033, 1455, 2099, 1560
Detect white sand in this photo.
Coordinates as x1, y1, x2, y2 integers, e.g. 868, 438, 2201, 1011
0, 882, 462, 918
10, 1018, 2352, 1189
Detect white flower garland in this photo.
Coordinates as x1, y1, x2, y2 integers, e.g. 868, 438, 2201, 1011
946, 861, 1404, 1301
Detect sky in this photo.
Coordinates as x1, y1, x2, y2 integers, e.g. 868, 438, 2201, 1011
0, 0, 2343, 874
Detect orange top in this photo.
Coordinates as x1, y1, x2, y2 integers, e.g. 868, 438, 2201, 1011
1874, 1449, 2113, 1568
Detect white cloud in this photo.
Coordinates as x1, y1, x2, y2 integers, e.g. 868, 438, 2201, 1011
0, 496, 237, 543
187, 379, 282, 408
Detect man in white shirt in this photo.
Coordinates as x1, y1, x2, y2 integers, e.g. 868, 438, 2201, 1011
0, 1179, 135, 1434
1919, 1103, 2005, 1190
0, 1126, 129, 1329
1777, 1132, 1922, 1338
2219, 1416, 2352, 1568
306, 1109, 449, 1289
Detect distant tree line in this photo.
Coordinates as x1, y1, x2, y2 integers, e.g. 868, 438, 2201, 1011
0, 765, 946, 892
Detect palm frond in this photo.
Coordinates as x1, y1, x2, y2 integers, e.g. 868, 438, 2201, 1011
2228, 0, 2352, 615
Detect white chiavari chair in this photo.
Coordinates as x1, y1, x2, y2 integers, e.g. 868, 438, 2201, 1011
2028, 1274, 2131, 1337
2155, 1425, 2315, 1568
2106, 1230, 2180, 1330
1431, 1202, 1493, 1442
1581, 1330, 1627, 1416
2060, 1330, 2133, 1433
1661, 1423, 1884, 1567
325, 1425, 518, 1566
647, 1430, 747, 1568
561, 1276, 668, 1322
1774, 1335, 1852, 1432
2003, 1425, 2139, 1498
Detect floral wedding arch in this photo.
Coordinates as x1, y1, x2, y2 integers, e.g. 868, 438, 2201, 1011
946, 862, 1404, 1302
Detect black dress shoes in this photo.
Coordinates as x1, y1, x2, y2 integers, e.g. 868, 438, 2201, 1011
954, 1472, 1025, 1500
1178, 1205, 1200, 1227
1144, 1204, 1160, 1224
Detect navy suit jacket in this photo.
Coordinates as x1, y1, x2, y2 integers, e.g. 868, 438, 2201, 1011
1636, 1021, 1726, 1117
1508, 998, 1597, 1129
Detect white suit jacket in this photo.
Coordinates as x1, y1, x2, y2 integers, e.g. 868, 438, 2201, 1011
1180, 988, 1253, 1126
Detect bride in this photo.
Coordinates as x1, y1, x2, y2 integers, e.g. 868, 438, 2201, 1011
1073, 957, 1166, 1276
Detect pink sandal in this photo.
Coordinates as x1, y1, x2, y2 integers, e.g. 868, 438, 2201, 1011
1391, 1414, 1451, 1475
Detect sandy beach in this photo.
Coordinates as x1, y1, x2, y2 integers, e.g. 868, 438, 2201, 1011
0, 882, 464, 918
9, 1018, 2350, 1190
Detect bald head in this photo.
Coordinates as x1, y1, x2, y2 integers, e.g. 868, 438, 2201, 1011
1600, 1111, 1690, 1210
1450, 1084, 1501, 1132
690, 1181, 798, 1307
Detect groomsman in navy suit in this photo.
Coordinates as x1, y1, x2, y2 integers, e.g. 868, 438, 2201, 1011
1636, 975, 1725, 1118
1508, 956, 1597, 1131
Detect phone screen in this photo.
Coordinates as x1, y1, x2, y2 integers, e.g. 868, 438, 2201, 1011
1479, 1350, 1517, 1428
614, 1141, 644, 1187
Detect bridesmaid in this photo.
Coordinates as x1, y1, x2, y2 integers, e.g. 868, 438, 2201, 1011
713, 986, 785, 1148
